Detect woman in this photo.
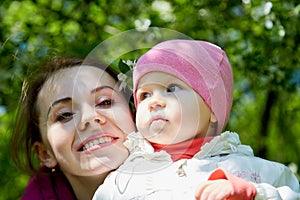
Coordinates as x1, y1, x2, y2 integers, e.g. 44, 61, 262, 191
11, 57, 136, 199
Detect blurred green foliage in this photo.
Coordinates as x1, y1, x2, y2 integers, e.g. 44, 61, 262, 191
0, 0, 299, 199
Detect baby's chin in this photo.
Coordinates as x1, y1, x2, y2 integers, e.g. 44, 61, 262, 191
145, 133, 175, 145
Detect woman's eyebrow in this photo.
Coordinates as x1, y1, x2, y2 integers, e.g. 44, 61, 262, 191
47, 97, 72, 117
91, 86, 115, 94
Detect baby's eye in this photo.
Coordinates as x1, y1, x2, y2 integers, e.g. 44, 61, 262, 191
55, 112, 74, 123
166, 84, 181, 93
139, 92, 151, 101
96, 98, 114, 108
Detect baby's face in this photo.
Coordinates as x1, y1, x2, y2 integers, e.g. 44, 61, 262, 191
135, 71, 212, 144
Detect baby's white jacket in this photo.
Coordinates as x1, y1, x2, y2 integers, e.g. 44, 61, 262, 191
93, 131, 300, 200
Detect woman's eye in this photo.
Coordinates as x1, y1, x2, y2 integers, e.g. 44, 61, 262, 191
55, 112, 74, 123
167, 84, 181, 92
96, 99, 113, 108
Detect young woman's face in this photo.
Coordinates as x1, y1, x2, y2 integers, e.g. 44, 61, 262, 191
37, 66, 136, 176
135, 71, 211, 144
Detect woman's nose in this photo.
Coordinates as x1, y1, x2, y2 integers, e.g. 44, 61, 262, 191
79, 104, 106, 131
80, 117, 106, 131
148, 93, 166, 112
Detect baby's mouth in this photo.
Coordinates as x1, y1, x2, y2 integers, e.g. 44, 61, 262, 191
149, 118, 168, 133
78, 136, 119, 151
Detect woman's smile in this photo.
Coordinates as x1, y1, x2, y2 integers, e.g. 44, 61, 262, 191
79, 135, 120, 152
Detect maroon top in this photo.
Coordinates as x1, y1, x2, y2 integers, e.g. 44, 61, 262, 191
22, 166, 76, 200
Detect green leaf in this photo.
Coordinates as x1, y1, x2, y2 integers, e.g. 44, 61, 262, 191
118, 59, 130, 74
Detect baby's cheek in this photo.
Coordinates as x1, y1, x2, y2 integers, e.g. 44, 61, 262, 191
171, 108, 182, 124
136, 117, 146, 130
136, 106, 147, 124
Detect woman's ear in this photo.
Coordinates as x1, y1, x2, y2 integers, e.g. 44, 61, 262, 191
206, 112, 218, 136
34, 141, 57, 168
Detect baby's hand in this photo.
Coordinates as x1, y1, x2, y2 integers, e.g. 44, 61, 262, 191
195, 179, 234, 200
194, 168, 256, 200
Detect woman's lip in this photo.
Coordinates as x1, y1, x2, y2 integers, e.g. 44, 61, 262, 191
76, 133, 119, 151
81, 137, 119, 153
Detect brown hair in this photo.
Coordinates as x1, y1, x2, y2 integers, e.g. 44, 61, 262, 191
10, 57, 132, 175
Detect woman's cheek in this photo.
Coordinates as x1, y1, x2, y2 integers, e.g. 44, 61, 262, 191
47, 124, 73, 150
114, 107, 136, 134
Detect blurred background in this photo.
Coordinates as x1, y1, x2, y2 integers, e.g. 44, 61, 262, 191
0, 0, 299, 199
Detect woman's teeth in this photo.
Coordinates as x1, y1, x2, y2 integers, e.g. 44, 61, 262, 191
82, 136, 113, 151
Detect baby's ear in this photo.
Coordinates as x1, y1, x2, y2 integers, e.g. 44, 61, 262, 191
206, 112, 218, 136
34, 141, 57, 168
210, 112, 217, 123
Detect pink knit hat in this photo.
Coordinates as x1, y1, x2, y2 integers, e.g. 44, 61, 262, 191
133, 40, 233, 135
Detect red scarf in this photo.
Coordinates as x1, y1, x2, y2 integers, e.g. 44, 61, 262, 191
150, 137, 214, 161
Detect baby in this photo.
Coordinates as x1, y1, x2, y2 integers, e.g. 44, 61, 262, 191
93, 40, 300, 199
